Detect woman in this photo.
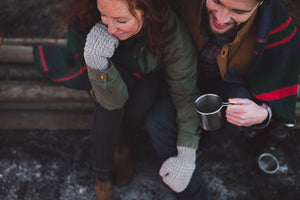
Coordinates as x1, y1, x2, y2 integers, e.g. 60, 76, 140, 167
58, 0, 202, 199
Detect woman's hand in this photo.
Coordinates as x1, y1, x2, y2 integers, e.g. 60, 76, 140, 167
84, 22, 119, 71
225, 98, 268, 127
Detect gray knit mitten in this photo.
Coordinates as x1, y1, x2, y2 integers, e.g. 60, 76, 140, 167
159, 146, 196, 192
84, 22, 119, 71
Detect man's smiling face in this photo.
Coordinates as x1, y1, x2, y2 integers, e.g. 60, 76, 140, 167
206, 0, 262, 35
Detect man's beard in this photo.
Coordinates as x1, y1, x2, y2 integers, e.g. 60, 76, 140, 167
207, 11, 238, 36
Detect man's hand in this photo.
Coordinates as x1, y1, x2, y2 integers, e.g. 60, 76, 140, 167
159, 146, 196, 193
226, 98, 268, 127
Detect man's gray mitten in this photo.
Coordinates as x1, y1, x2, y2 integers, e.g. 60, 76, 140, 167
84, 23, 119, 71
159, 146, 196, 192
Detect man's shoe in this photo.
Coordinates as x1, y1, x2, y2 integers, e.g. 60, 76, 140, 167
95, 176, 114, 200
114, 144, 134, 186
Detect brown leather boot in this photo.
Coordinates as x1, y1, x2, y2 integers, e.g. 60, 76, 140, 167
113, 144, 134, 186
95, 176, 114, 200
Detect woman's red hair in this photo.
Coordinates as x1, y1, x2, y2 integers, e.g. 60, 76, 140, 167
61, 0, 169, 55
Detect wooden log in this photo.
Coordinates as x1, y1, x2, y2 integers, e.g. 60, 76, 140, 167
0, 63, 44, 80
0, 101, 94, 111
0, 45, 34, 63
2, 38, 66, 46
0, 38, 67, 64
0, 110, 92, 130
0, 104, 298, 130
0, 80, 91, 102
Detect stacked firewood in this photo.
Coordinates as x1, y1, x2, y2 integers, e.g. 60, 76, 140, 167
0, 38, 94, 130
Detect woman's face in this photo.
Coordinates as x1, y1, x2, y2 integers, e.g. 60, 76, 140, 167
206, 0, 262, 35
97, 0, 144, 40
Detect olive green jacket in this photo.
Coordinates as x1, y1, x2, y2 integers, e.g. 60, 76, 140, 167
87, 9, 201, 148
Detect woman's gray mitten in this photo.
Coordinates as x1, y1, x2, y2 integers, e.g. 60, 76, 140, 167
159, 146, 196, 192
84, 23, 119, 71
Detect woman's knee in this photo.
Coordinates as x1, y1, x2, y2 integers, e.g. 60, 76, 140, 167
144, 115, 163, 140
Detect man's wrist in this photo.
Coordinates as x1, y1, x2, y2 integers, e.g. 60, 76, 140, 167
255, 103, 272, 129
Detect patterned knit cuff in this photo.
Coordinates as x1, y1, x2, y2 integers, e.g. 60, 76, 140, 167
254, 103, 272, 129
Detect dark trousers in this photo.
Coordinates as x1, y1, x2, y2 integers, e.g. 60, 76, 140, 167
144, 79, 251, 200
91, 67, 158, 181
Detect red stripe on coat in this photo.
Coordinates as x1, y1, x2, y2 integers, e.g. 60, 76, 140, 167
253, 85, 298, 101
269, 17, 291, 35
265, 26, 297, 49
38, 46, 49, 72
51, 66, 87, 82
133, 73, 142, 79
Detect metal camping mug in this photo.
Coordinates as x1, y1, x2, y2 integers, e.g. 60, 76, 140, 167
258, 153, 280, 174
194, 93, 231, 131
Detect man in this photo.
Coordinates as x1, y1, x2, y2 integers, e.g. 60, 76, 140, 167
145, 0, 300, 199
